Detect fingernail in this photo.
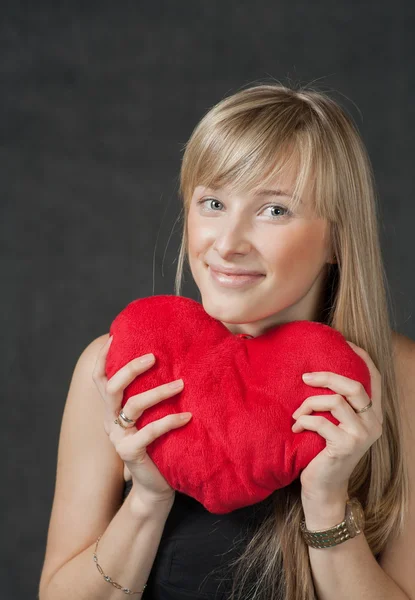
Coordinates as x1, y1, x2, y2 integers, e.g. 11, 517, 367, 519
139, 353, 155, 364
169, 378, 184, 389
180, 412, 192, 420
302, 373, 314, 381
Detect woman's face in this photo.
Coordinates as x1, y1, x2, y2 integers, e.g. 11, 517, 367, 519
186, 159, 334, 337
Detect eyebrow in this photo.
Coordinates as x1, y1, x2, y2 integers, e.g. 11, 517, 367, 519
206, 186, 297, 201
253, 188, 294, 199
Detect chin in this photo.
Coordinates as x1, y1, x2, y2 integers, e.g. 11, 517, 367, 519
200, 295, 261, 325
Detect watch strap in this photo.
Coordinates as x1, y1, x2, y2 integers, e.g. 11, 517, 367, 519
300, 498, 363, 549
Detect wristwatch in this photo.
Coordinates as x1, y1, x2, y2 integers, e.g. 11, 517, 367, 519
300, 497, 365, 549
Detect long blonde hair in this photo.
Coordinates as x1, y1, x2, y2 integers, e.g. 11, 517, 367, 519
173, 82, 410, 600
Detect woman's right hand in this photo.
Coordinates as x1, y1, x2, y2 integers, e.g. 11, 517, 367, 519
92, 335, 192, 509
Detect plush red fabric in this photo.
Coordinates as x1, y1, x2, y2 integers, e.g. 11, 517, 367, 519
105, 295, 371, 514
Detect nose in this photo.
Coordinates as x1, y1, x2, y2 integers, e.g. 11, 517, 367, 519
213, 218, 252, 256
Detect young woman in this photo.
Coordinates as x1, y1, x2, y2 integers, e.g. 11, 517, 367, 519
39, 83, 415, 600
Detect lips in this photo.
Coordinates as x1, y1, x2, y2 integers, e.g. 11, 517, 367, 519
208, 263, 264, 276
208, 266, 265, 288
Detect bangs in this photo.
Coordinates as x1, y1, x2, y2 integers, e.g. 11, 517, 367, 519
180, 92, 340, 223
181, 115, 328, 218
198, 140, 309, 215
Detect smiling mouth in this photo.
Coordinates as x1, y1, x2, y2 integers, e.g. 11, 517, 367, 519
208, 265, 265, 288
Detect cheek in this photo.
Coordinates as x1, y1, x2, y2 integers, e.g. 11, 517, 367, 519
187, 211, 212, 257
270, 223, 329, 274
186, 213, 208, 275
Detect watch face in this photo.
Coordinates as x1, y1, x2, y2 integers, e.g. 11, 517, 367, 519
346, 498, 365, 535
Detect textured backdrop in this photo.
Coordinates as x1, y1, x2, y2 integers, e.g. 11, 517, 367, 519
1, 3, 414, 599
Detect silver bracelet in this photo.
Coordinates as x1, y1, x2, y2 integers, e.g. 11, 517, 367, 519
93, 534, 148, 595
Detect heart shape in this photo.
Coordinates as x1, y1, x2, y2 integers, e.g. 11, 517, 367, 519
105, 295, 371, 514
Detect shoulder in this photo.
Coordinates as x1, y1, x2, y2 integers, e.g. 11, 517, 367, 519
376, 333, 415, 594
70, 333, 111, 383
68, 333, 113, 423
391, 329, 415, 360
391, 330, 415, 401
79, 333, 110, 364
390, 330, 415, 436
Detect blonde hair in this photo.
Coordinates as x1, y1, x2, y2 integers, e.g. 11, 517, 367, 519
173, 82, 410, 600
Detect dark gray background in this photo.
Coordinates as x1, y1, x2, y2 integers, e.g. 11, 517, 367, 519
2, 3, 414, 599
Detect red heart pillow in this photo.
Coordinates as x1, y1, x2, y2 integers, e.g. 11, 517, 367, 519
105, 295, 371, 514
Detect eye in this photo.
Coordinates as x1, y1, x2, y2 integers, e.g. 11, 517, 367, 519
197, 198, 223, 211
262, 205, 291, 219
197, 198, 292, 219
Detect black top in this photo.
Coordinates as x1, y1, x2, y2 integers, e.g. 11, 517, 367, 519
122, 479, 273, 599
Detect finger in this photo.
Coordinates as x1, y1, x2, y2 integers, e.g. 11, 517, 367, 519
92, 335, 114, 395
291, 414, 349, 447
105, 354, 156, 411
346, 341, 379, 376
109, 417, 138, 446
292, 394, 362, 430
292, 394, 356, 423
302, 372, 372, 416
121, 379, 184, 422
109, 379, 185, 445
346, 341, 382, 411
123, 412, 193, 454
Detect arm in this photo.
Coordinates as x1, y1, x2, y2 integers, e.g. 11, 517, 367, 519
39, 335, 173, 600
41, 492, 172, 600
302, 494, 411, 600
300, 334, 415, 600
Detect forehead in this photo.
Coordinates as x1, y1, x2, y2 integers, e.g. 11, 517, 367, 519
195, 152, 312, 198
194, 183, 298, 201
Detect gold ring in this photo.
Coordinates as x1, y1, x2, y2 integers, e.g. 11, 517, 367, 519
114, 417, 129, 429
355, 400, 373, 414
119, 410, 134, 424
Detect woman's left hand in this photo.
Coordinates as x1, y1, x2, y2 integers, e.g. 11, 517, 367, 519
292, 341, 383, 502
